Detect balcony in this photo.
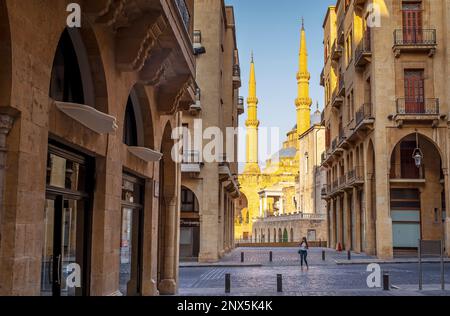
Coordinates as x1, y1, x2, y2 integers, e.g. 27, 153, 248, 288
175, 0, 191, 31
390, 162, 425, 184
338, 127, 349, 149
355, 31, 372, 69
393, 29, 437, 57
338, 175, 347, 190
331, 41, 343, 61
348, 103, 374, 142
392, 98, 442, 127
181, 150, 203, 174
233, 64, 242, 88
331, 90, 344, 109
346, 166, 365, 187
237, 97, 245, 115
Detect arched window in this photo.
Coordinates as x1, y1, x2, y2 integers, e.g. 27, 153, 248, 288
50, 29, 85, 104
123, 98, 138, 147
181, 187, 199, 213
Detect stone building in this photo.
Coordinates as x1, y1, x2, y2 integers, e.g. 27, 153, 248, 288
180, 0, 241, 263
0, 0, 197, 296
237, 24, 327, 244
321, 0, 450, 259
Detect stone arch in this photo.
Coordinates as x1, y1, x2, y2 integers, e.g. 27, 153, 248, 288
273, 228, 277, 243
389, 133, 446, 250
388, 131, 445, 170
157, 121, 178, 294
290, 228, 294, 242
49, 25, 108, 113
0, 1, 12, 107
278, 228, 282, 243
122, 84, 156, 149
283, 228, 288, 243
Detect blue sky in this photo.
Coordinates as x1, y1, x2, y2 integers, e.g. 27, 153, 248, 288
226, 0, 336, 166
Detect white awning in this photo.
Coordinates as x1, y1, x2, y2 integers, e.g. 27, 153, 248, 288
55, 101, 118, 134
128, 147, 163, 162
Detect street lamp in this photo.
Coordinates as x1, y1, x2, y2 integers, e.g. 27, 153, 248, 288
412, 132, 424, 168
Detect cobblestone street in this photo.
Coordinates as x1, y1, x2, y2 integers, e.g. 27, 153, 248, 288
179, 248, 450, 296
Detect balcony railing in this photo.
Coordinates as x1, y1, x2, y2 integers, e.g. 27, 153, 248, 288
338, 127, 346, 145
355, 103, 373, 126
339, 175, 347, 188
183, 150, 201, 163
331, 138, 338, 151
355, 30, 372, 67
175, 0, 191, 32
337, 14, 345, 44
396, 98, 439, 115
391, 163, 425, 180
331, 40, 343, 61
347, 166, 364, 184
332, 180, 339, 192
394, 29, 437, 46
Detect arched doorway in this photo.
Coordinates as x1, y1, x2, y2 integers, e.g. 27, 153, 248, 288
389, 134, 445, 252
180, 186, 200, 260
283, 229, 288, 243
157, 122, 178, 294
42, 27, 103, 297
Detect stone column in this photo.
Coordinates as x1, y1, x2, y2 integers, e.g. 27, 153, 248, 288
279, 196, 284, 215
336, 195, 343, 249
329, 198, 336, 249
159, 196, 178, 295
343, 191, 351, 250
0, 112, 16, 243
443, 170, 450, 257
365, 176, 376, 256
353, 187, 362, 253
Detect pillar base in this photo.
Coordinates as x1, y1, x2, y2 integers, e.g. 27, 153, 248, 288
158, 279, 177, 295
142, 279, 158, 296
198, 253, 219, 263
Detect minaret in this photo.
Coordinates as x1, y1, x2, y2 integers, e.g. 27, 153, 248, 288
295, 19, 312, 136
244, 53, 261, 174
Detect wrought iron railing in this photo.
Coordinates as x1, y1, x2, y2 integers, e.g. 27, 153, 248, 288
355, 103, 373, 126
394, 28, 437, 46
355, 30, 371, 62
175, 0, 190, 31
396, 98, 439, 115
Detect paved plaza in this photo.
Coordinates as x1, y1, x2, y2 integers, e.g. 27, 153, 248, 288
179, 248, 450, 296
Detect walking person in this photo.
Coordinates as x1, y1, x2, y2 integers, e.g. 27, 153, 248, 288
298, 237, 309, 270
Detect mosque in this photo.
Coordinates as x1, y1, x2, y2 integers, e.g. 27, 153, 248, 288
235, 23, 328, 244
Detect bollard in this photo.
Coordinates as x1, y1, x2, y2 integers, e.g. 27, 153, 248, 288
383, 271, 390, 291
277, 274, 283, 293
270, 251, 273, 262
225, 273, 231, 293
322, 250, 326, 261
241, 252, 244, 263
347, 250, 351, 261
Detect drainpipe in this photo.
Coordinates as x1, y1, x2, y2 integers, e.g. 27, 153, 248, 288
0, 107, 19, 245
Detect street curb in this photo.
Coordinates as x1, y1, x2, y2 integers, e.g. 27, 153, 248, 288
180, 263, 263, 268
334, 259, 450, 265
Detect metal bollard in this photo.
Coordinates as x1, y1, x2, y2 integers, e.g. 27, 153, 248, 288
225, 273, 231, 293
347, 250, 351, 261
383, 271, 390, 291
270, 251, 273, 262
322, 250, 326, 261
241, 252, 244, 263
277, 274, 283, 293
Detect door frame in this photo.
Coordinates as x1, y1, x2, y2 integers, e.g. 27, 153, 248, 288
44, 142, 94, 296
